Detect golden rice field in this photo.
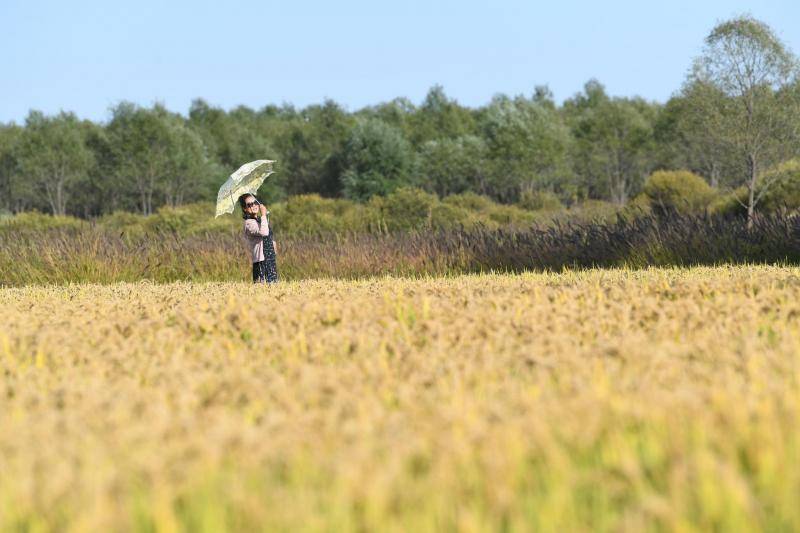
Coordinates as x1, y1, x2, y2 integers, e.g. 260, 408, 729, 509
1, 266, 800, 531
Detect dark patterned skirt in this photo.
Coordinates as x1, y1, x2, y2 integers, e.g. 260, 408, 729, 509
252, 239, 279, 283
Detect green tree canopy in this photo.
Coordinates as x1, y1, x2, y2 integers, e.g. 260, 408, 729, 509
108, 103, 213, 215
480, 94, 572, 202
0, 124, 22, 213
564, 81, 657, 204
417, 135, 489, 197
408, 85, 477, 145
16, 111, 94, 215
189, 99, 274, 171
278, 99, 353, 198
340, 118, 415, 201
684, 15, 800, 225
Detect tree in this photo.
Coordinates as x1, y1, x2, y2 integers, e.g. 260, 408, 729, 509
684, 16, 800, 226
564, 81, 657, 204
108, 103, 213, 215
408, 85, 476, 145
356, 97, 416, 138
654, 94, 734, 189
417, 135, 489, 197
161, 115, 211, 207
188, 99, 276, 172
0, 124, 22, 213
107, 103, 172, 215
15, 111, 94, 215
278, 100, 353, 197
74, 120, 114, 217
479, 94, 572, 202
340, 118, 415, 200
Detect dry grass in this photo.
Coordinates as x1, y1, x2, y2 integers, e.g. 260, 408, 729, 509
1, 267, 799, 531
3, 212, 800, 286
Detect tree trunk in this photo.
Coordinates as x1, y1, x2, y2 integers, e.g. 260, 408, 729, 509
610, 170, 627, 205
43, 177, 64, 215
746, 154, 757, 230
44, 185, 57, 215
139, 187, 149, 216
709, 161, 719, 189
55, 179, 66, 216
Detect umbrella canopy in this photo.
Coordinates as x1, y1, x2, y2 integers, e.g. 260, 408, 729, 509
215, 160, 275, 218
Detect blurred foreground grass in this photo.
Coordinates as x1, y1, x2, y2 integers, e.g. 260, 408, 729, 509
1, 267, 799, 531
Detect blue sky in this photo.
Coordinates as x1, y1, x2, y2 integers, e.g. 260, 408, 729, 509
1, 0, 798, 123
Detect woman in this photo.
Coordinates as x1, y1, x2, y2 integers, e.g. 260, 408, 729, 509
239, 193, 279, 283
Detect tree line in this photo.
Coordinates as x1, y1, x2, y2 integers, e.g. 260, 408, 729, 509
1, 16, 798, 224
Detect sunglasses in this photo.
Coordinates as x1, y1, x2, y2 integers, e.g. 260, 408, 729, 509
244, 201, 258, 208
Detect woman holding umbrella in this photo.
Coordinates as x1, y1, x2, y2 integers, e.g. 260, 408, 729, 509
239, 193, 279, 284
215, 160, 279, 284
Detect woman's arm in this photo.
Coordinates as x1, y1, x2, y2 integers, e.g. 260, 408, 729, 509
243, 217, 270, 237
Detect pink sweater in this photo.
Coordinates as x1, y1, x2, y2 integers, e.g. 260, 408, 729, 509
243, 217, 270, 263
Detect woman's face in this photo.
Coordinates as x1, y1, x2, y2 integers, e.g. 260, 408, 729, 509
243, 197, 259, 216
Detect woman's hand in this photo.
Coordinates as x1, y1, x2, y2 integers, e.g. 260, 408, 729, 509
259, 205, 267, 217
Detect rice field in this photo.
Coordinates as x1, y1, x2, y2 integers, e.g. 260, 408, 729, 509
1, 266, 799, 531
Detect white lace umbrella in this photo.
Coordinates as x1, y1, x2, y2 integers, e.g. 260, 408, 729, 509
215, 160, 275, 218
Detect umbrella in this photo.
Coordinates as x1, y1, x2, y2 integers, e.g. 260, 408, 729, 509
215, 160, 275, 218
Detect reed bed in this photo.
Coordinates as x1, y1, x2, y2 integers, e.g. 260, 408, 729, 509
2, 213, 800, 286
1, 267, 799, 530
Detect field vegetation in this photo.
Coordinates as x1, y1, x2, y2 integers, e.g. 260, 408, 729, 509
2, 195, 799, 286
1, 15, 799, 532
1, 267, 799, 530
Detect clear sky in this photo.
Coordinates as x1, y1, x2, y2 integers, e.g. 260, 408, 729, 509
1, 0, 798, 124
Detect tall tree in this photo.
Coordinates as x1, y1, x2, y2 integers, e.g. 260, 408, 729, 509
161, 114, 211, 207
358, 97, 415, 133
564, 81, 657, 204
684, 16, 800, 225
278, 100, 353, 197
417, 135, 489, 197
653, 95, 727, 188
480, 94, 572, 202
81, 123, 121, 215
108, 103, 212, 215
15, 111, 94, 215
0, 124, 22, 213
188, 100, 275, 171
64, 120, 116, 217
408, 85, 476, 145
107, 103, 171, 215
340, 118, 415, 200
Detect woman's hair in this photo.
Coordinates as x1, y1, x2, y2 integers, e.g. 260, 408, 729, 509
238, 194, 258, 219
